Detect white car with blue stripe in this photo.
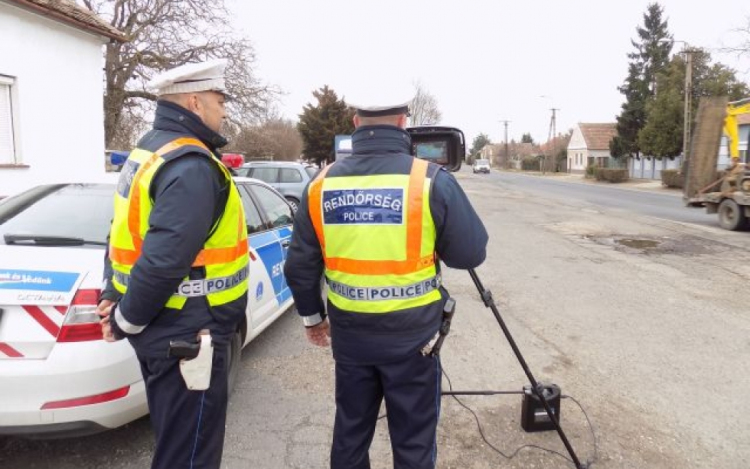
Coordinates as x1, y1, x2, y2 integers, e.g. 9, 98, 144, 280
0, 177, 295, 437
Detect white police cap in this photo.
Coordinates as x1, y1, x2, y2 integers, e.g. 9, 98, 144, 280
344, 81, 414, 117
148, 59, 228, 97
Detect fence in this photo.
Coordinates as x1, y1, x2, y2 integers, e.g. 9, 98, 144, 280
628, 156, 682, 180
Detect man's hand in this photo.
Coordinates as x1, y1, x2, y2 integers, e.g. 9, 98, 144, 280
305, 319, 331, 347
97, 300, 117, 343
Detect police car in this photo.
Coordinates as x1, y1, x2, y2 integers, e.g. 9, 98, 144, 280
0, 178, 295, 437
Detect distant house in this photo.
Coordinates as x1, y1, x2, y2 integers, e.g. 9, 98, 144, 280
0, 0, 125, 197
478, 143, 502, 167
566, 123, 618, 174
717, 113, 750, 169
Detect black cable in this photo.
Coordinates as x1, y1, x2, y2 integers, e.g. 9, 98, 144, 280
562, 395, 598, 465
441, 365, 595, 468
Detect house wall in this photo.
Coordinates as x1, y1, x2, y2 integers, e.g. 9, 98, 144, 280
717, 124, 749, 169
588, 149, 621, 168
567, 126, 588, 173
0, 2, 107, 197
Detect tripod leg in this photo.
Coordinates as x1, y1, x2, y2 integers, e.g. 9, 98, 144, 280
468, 268, 585, 469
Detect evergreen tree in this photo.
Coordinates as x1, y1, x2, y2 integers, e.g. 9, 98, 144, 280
297, 86, 355, 166
638, 64, 683, 158
634, 3, 673, 93
521, 133, 534, 144
470, 133, 491, 157
612, 3, 672, 159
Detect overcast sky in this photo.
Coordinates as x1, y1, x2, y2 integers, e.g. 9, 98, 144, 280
228, 0, 750, 146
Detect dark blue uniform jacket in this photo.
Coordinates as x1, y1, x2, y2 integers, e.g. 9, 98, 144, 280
284, 125, 488, 365
103, 101, 248, 358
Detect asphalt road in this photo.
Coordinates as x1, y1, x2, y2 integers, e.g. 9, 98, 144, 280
487, 171, 719, 227
2, 168, 749, 469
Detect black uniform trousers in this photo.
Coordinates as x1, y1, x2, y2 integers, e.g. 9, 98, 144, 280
137, 344, 229, 469
331, 352, 442, 469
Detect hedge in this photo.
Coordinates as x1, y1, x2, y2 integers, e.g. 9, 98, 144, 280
521, 157, 540, 171
661, 169, 684, 188
595, 168, 629, 183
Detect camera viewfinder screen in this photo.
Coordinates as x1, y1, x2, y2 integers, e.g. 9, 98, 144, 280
415, 142, 448, 164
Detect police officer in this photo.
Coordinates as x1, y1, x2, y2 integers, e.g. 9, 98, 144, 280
284, 86, 488, 469
97, 59, 249, 469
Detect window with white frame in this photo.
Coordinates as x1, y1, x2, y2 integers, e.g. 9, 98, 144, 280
0, 75, 17, 164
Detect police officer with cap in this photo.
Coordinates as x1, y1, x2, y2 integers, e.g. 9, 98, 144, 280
97, 59, 249, 469
284, 84, 488, 469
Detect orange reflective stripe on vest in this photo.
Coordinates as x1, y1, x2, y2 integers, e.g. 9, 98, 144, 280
308, 164, 332, 253
406, 158, 428, 262
109, 137, 246, 267
192, 214, 248, 265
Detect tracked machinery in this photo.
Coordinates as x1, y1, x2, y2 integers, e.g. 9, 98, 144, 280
684, 96, 750, 230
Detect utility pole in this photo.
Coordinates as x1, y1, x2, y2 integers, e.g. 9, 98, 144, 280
499, 120, 511, 169
544, 108, 558, 175
682, 47, 693, 165
659, 39, 692, 168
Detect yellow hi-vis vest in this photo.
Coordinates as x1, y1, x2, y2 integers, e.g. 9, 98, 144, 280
108, 137, 249, 310
308, 158, 440, 313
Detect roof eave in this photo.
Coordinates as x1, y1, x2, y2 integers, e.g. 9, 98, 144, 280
6, 0, 126, 42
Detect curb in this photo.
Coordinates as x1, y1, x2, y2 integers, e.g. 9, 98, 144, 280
467, 169, 683, 197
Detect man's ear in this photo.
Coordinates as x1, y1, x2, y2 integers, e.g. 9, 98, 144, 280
398, 114, 408, 129
353, 114, 360, 128
186, 94, 201, 114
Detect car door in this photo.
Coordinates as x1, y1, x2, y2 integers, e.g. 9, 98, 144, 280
276, 167, 304, 202
235, 183, 281, 335
247, 183, 295, 308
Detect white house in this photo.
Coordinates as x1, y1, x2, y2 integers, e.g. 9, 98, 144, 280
478, 143, 501, 167
0, 0, 124, 197
566, 123, 618, 174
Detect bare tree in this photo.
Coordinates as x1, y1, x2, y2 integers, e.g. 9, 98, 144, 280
227, 119, 303, 161
409, 81, 442, 126
81, 0, 278, 147
106, 105, 148, 150
722, 18, 750, 56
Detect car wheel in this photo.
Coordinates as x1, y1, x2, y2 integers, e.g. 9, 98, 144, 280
286, 197, 300, 212
227, 330, 242, 396
718, 198, 746, 231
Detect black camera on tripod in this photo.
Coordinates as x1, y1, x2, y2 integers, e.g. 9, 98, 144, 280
407, 126, 465, 172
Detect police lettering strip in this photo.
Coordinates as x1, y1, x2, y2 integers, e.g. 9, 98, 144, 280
327, 275, 441, 301
322, 189, 405, 225
116, 159, 141, 198
0, 270, 81, 292
114, 266, 249, 298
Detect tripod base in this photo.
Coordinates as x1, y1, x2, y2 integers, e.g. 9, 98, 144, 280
521, 383, 561, 432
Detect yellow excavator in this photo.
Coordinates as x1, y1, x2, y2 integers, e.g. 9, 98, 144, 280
685, 97, 750, 230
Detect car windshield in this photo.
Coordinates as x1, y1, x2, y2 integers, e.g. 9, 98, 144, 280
0, 184, 114, 247
476, 159, 489, 165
